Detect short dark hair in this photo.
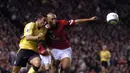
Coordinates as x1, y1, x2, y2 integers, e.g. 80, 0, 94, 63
35, 13, 46, 21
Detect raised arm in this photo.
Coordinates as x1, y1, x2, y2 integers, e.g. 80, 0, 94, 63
75, 16, 98, 24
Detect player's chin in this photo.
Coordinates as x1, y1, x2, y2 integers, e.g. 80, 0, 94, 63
52, 23, 56, 26
41, 24, 45, 27
52, 22, 56, 25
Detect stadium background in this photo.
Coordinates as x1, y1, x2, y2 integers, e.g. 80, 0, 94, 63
0, 0, 130, 73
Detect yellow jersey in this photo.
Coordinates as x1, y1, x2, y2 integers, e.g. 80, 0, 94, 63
19, 22, 47, 52
100, 50, 111, 62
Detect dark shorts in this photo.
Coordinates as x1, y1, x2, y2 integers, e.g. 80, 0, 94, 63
101, 61, 108, 68
14, 49, 40, 67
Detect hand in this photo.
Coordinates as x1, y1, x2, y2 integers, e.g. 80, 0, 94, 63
46, 48, 51, 54
46, 48, 55, 61
40, 50, 46, 54
90, 16, 98, 20
37, 33, 43, 40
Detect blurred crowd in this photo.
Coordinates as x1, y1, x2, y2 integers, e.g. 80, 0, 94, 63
0, 0, 130, 73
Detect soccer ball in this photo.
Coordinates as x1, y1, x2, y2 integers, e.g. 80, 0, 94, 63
106, 12, 119, 25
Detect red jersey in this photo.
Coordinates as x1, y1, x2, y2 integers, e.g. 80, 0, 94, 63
46, 20, 75, 49
38, 42, 49, 56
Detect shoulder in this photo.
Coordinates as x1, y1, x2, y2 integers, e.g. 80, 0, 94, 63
25, 22, 35, 28
57, 20, 68, 24
107, 50, 110, 53
26, 22, 35, 26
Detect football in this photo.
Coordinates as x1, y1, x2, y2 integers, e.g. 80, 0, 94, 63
106, 12, 119, 25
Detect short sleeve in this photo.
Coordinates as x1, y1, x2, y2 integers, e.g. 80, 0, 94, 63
24, 22, 35, 36
58, 20, 75, 26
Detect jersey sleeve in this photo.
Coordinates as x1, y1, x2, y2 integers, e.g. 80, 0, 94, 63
38, 42, 49, 55
58, 20, 75, 26
38, 42, 46, 54
100, 51, 102, 57
107, 51, 111, 58
24, 22, 35, 36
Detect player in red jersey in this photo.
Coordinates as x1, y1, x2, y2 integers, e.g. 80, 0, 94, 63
46, 13, 97, 73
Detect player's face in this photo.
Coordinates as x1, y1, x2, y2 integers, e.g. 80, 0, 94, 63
102, 45, 107, 50
38, 17, 47, 27
48, 14, 57, 26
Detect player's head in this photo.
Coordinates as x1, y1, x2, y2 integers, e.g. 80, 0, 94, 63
47, 13, 57, 26
102, 45, 107, 50
35, 14, 47, 28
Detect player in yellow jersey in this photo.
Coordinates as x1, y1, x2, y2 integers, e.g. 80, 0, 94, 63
12, 15, 47, 73
100, 45, 111, 73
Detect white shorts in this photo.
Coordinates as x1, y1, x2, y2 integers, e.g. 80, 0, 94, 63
40, 55, 51, 65
51, 47, 72, 60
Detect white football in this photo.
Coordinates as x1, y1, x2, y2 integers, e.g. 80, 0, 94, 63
106, 12, 119, 25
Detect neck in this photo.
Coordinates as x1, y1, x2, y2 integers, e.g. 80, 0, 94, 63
35, 22, 40, 29
103, 50, 106, 51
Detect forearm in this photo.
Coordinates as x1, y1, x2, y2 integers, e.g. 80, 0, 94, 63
25, 35, 38, 41
74, 16, 97, 24
75, 18, 92, 23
